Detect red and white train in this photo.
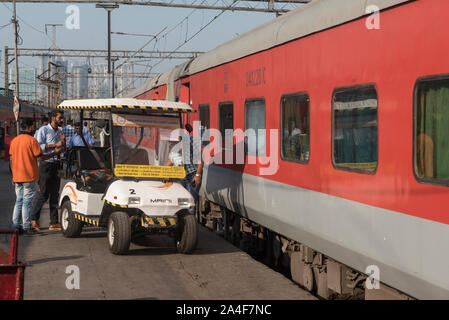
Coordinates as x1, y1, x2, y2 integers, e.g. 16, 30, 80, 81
0, 95, 52, 161
130, 0, 449, 299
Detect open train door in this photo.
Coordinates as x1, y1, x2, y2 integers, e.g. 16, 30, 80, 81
180, 81, 191, 126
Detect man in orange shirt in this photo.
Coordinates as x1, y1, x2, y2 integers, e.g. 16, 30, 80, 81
9, 118, 61, 235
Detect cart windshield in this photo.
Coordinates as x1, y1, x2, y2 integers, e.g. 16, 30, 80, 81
111, 113, 185, 179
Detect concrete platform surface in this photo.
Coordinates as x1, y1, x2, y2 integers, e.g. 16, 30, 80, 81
0, 161, 315, 300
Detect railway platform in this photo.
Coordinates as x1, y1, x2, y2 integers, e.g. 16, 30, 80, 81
0, 161, 315, 300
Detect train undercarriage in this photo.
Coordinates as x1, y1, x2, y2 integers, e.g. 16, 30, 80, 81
196, 196, 413, 300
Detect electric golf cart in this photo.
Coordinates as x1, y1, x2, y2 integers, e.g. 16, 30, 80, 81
57, 98, 198, 255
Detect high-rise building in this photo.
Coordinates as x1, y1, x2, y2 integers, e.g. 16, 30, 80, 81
9, 67, 36, 102
91, 63, 109, 99
89, 62, 135, 98
115, 62, 134, 97
71, 64, 89, 99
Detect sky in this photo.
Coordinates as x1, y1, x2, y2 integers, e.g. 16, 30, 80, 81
0, 2, 291, 95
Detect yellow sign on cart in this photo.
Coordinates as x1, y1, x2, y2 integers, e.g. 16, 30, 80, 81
114, 164, 186, 179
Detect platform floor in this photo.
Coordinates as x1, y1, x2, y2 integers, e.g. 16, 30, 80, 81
0, 161, 315, 300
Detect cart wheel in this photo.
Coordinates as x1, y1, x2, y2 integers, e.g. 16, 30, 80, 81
61, 200, 83, 238
176, 214, 198, 254
108, 211, 131, 255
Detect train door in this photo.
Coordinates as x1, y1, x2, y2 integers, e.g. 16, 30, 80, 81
179, 82, 191, 127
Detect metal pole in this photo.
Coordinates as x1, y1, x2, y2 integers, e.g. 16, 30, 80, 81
4, 46, 8, 97
96, 4, 118, 98
111, 59, 115, 98
12, 0, 20, 135
55, 64, 59, 105
107, 9, 111, 74
47, 61, 51, 108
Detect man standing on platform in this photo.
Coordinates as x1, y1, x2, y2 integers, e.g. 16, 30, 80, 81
62, 119, 75, 147
167, 124, 203, 214
30, 110, 66, 231
9, 118, 62, 234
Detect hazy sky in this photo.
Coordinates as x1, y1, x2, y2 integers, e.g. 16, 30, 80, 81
0, 2, 290, 92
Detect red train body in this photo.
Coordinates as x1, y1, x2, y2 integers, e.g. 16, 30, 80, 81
0, 95, 51, 161
132, 0, 449, 299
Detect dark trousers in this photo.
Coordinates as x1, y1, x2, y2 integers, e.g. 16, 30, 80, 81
30, 162, 61, 225
181, 172, 200, 214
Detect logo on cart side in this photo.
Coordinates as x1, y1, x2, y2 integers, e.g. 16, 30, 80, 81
64, 185, 78, 203
150, 199, 173, 204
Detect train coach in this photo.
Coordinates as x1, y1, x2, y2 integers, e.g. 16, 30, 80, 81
0, 95, 52, 160
128, 0, 449, 299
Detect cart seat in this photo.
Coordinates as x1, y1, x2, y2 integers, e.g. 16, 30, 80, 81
64, 147, 112, 193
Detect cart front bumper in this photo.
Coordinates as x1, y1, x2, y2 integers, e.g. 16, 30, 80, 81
141, 216, 177, 228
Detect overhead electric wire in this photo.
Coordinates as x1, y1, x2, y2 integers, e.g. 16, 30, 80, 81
1, 2, 53, 44
150, 0, 238, 71
116, 0, 239, 97
0, 22, 12, 30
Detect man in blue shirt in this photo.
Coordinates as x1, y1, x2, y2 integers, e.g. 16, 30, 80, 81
31, 110, 66, 231
167, 124, 203, 214
62, 119, 75, 147
68, 122, 95, 148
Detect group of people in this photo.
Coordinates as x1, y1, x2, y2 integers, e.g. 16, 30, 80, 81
8, 111, 203, 235
9, 111, 96, 235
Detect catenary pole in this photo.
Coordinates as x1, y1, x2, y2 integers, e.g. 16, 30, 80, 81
12, 0, 20, 135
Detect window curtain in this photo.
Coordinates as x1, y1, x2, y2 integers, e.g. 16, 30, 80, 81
417, 80, 449, 180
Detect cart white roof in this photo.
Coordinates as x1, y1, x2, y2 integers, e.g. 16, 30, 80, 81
57, 98, 193, 112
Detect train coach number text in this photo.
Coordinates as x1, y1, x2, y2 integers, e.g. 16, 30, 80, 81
246, 67, 266, 87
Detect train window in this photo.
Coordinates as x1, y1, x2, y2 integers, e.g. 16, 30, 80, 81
219, 102, 234, 146
332, 85, 378, 173
245, 99, 266, 157
414, 76, 449, 185
199, 104, 210, 142
280, 93, 310, 163
148, 127, 152, 138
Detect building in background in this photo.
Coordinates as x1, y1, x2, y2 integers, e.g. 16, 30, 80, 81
90, 61, 136, 98
115, 62, 134, 98
91, 62, 109, 99
71, 64, 89, 99
8, 67, 37, 102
